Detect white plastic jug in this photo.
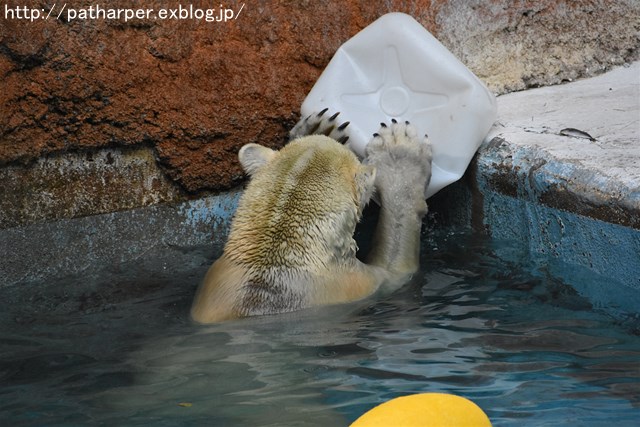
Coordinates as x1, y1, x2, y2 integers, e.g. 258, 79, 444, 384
301, 13, 497, 198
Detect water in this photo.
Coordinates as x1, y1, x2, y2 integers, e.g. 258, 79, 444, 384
1, 225, 639, 426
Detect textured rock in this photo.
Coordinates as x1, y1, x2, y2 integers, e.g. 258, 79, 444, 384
0, 146, 182, 228
438, 0, 640, 93
1, 0, 638, 227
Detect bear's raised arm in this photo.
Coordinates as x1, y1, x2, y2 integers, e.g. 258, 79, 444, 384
190, 111, 432, 323
363, 119, 432, 285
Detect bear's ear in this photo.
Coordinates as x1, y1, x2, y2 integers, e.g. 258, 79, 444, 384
238, 143, 276, 177
355, 164, 376, 211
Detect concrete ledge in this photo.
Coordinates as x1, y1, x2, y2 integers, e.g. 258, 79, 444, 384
479, 187, 640, 315
443, 63, 640, 315
0, 190, 241, 289
482, 62, 640, 229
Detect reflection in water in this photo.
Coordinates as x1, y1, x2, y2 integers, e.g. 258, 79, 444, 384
1, 228, 639, 426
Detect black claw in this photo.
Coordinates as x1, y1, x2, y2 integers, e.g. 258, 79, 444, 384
337, 136, 350, 144
328, 111, 340, 121
380, 122, 387, 128
309, 122, 321, 134
405, 120, 410, 125
317, 107, 329, 117
321, 126, 335, 136
391, 118, 397, 124
337, 121, 350, 131
372, 133, 380, 138
425, 133, 429, 138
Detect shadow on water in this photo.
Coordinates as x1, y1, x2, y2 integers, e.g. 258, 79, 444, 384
1, 211, 639, 426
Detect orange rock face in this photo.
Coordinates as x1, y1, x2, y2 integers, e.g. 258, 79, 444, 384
0, 1, 439, 193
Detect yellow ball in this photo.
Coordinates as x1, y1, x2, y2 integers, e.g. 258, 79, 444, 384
350, 393, 492, 427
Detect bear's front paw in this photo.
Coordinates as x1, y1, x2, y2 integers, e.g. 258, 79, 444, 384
364, 119, 432, 203
289, 108, 350, 145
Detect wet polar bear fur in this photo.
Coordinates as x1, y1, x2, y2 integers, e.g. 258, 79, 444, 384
191, 111, 432, 323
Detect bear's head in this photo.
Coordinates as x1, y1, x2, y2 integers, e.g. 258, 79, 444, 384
225, 135, 376, 270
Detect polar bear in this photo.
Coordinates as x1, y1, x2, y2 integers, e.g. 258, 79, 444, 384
191, 110, 432, 323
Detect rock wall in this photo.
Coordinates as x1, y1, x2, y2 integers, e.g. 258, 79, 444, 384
438, 0, 640, 92
1, 0, 638, 227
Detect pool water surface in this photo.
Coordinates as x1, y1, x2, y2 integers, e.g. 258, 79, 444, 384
1, 225, 639, 426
